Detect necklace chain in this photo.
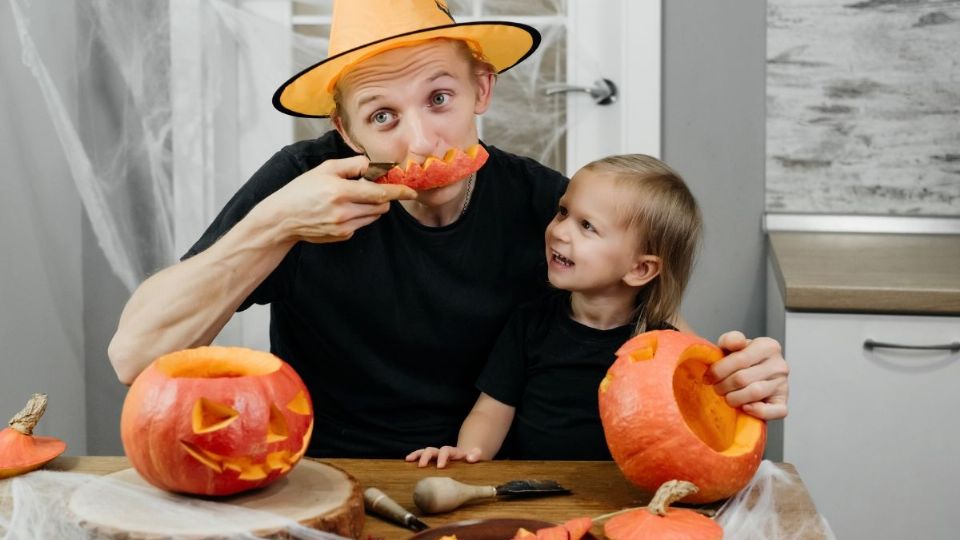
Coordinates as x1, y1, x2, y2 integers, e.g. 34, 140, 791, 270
460, 172, 476, 217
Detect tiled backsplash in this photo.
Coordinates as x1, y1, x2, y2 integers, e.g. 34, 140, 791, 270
766, 0, 959, 217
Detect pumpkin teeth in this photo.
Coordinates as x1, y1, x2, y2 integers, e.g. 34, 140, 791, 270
192, 398, 240, 434
266, 451, 292, 473
180, 441, 224, 473
238, 464, 267, 481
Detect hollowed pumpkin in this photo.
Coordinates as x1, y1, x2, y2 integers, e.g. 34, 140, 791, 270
120, 346, 314, 496
373, 144, 488, 190
598, 330, 766, 503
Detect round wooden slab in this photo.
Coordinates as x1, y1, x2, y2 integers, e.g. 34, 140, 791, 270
68, 460, 363, 538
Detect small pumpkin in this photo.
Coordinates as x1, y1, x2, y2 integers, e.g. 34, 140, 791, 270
0, 393, 67, 479
373, 144, 488, 190
120, 346, 314, 496
599, 330, 766, 504
603, 480, 723, 540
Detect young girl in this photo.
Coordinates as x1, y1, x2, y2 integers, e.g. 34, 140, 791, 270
406, 154, 703, 466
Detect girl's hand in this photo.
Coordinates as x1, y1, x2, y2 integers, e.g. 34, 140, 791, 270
405, 445, 483, 468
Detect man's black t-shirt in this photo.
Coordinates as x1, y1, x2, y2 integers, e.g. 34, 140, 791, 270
477, 290, 675, 460
185, 130, 568, 457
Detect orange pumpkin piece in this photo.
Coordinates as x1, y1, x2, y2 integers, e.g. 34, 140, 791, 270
120, 346, 314, 496
603, 481, 722, 540
512, 528, 537, 539
375, 144, 488, 190
561, 517, 593, 540
535, 525, 570, 540
599, 330, 766, 503
0, 393, 67, 479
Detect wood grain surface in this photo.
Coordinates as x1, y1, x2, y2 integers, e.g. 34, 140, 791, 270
47, 456, 829, 539
769, 232, 960, 314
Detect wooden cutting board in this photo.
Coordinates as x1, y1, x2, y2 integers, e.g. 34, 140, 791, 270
68, 460, 363, 538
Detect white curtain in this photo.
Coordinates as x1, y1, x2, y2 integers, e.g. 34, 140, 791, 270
8, 0, 326, 292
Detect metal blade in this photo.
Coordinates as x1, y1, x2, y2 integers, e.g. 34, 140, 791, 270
361, 162, 398, 181
495, 479, 571, 499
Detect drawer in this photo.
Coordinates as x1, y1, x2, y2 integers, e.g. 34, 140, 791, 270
782, 311, 959, 540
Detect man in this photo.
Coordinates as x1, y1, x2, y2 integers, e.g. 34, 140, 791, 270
109, 0, 788, 457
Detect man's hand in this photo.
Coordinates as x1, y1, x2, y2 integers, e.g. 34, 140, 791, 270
256, 155, 417, 244
405, 445, 483, 468
705, 331, 790, 420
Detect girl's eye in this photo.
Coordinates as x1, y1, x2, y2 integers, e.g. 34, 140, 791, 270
556, 205, 568, 217
371, 111, 395, 125
581, 220, 594, 232
431, 93, 449, 106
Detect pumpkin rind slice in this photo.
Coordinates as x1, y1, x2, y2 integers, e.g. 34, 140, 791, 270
375, 144, 489, 190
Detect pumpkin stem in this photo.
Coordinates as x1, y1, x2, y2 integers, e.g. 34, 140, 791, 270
647, 480, 699, 517
8, 393, 48, 436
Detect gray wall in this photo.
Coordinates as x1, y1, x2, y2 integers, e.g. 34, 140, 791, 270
663, 0, 781, 459
78, 1, 775, 456
0, 0, 87, 454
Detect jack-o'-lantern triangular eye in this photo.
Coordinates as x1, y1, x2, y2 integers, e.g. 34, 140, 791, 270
192, 398, 239, 434
266, 404, 289, 443
286, 390, 311, 415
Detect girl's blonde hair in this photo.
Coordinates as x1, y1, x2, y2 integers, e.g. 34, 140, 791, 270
581, 154, 703, 334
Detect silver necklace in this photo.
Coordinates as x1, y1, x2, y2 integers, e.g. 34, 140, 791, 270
460, 172, 476, 217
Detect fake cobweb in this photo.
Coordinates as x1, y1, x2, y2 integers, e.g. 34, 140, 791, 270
8, 0, 569, 295
0, 470, 350, 540
0, 460, 836, 540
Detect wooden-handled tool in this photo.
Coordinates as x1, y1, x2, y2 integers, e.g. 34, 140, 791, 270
363, 487, 430, 531
413, 477, 571, 514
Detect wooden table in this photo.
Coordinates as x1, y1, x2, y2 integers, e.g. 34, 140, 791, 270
48, 456, 828, 539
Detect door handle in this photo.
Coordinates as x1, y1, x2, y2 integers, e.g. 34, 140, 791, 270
544, 78, 618, 105
863, 339, 960, 352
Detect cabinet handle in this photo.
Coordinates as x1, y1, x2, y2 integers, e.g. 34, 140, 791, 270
863, 339, 960, 352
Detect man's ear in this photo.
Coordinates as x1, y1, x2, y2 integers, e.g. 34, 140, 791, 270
332, 114, 365, 154
623, 255, 661, 287
473, 71, 496, 115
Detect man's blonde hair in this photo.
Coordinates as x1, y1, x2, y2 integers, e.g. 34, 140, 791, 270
581, 154, 703, 334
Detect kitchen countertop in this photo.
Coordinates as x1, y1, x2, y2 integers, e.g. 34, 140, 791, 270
768, 232, 960, 314
43, 456, 830, 539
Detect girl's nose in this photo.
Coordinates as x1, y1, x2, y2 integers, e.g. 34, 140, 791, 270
547, 219, 570, 243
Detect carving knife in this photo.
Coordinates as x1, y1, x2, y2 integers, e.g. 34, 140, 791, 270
360, 162, 398, 181
363, 487, 430, 531
413, 477, 571, 514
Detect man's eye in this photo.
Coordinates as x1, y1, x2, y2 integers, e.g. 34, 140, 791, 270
371, 111, 394, 125
431, 93, 449, 106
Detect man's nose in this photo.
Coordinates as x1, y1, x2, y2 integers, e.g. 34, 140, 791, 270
402, 110, 437, 158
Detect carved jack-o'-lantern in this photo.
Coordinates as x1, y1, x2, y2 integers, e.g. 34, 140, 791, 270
120, 346, 314, 496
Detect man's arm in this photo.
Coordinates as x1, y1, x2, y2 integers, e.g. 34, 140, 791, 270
108, 156, 416, 384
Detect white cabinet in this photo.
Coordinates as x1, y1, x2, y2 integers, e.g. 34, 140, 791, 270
769, 265, 960, 540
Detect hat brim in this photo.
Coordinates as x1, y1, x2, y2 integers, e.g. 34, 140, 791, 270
273, 21, 541, 118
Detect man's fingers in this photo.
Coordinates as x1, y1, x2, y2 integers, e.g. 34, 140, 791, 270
742, 399, 788, 420
723, 378, 786, 409
706, 336, 782, 384
316, 155, 370, 179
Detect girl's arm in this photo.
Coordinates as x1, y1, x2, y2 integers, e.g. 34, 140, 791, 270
406, 393, 515, 468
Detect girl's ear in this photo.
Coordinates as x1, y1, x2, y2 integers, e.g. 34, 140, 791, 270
623, 255, 661, 287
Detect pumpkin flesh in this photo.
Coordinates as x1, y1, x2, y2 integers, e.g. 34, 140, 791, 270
375, 144, 488, 190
